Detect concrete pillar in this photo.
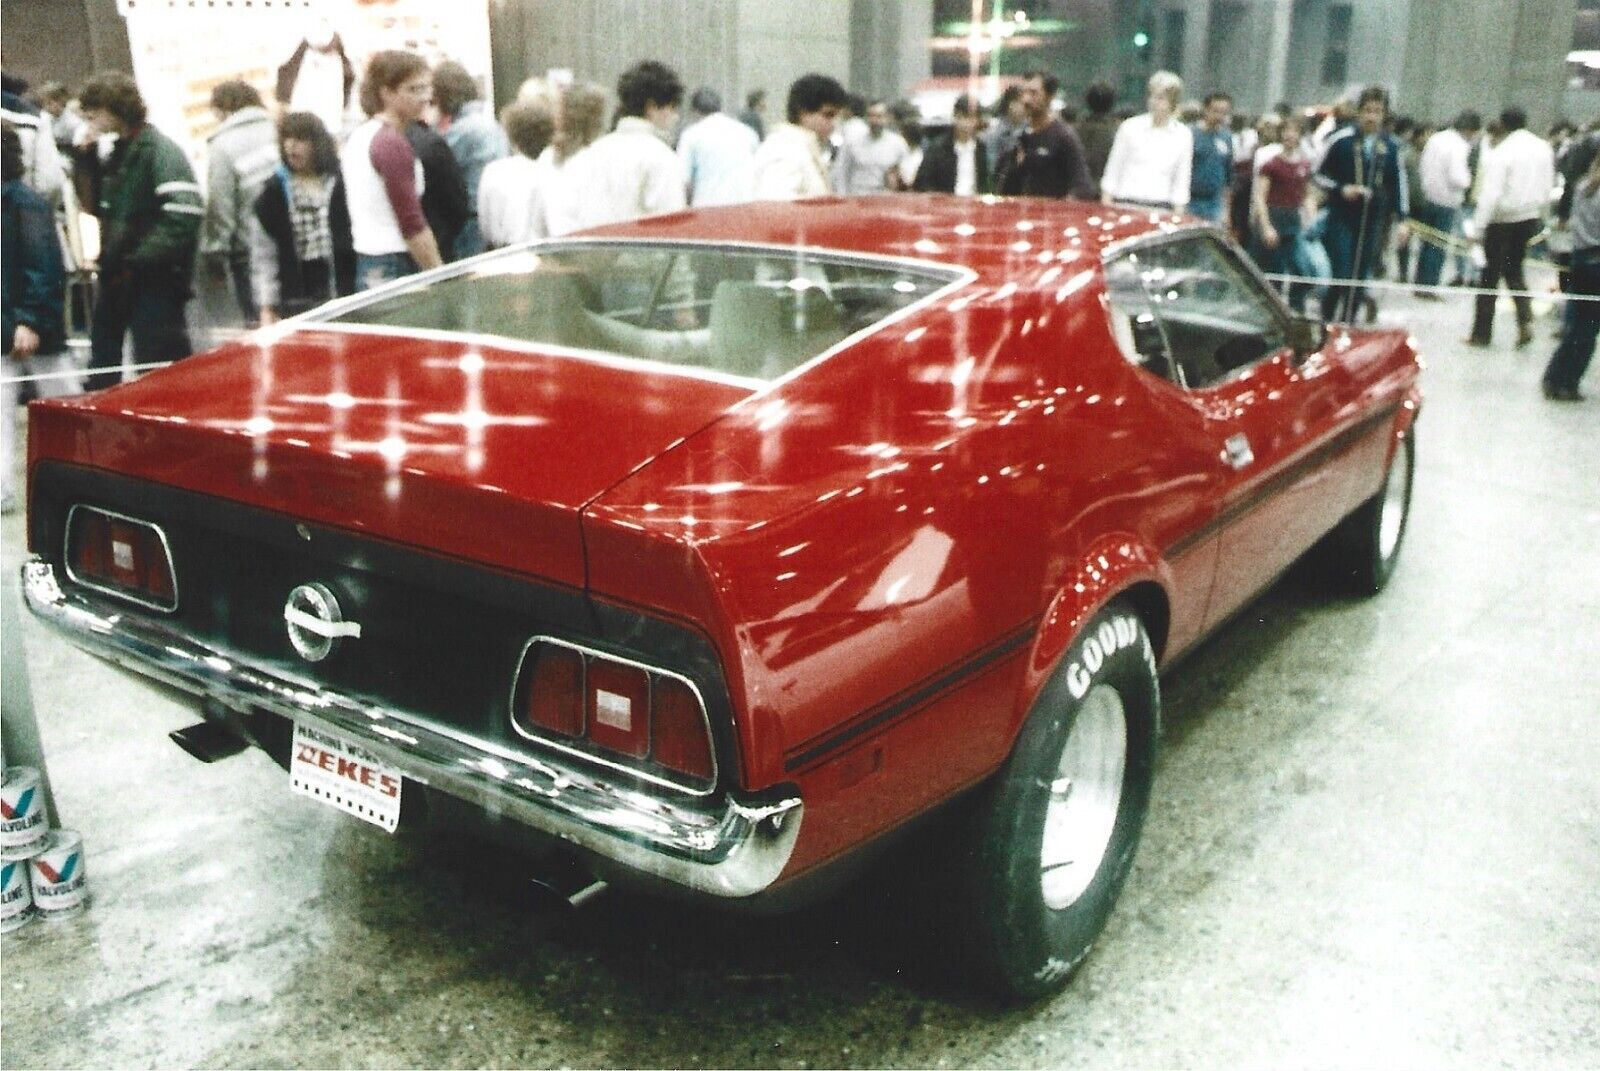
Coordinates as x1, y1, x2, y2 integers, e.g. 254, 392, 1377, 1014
850, 0, 933, 102
487, 0, 744, 113
0, 0, 132, 87
2, 583, 60, 829
736, 0, 851, 121
1396, 0, 1575, 128
1180, 0, 1212, 86
1509, 0, 1580, 128
1260, 0, 1294, 114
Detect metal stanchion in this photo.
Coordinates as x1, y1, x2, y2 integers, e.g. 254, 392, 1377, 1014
2, 575, 60, 829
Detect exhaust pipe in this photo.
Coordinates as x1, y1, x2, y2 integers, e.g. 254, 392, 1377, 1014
169, 719, 250, 763
565, 877, 609, 909
526, 856, 609, 913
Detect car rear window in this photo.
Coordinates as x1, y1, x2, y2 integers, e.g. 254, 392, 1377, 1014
324, 243, 960, 381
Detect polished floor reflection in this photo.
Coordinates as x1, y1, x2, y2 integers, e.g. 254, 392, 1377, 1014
2, 286, 1596, 1069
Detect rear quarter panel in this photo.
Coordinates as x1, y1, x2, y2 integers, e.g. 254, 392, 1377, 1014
586, 272, 1209, 876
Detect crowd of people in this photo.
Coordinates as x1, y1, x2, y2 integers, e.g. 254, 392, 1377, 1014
3, 51, 1596, 508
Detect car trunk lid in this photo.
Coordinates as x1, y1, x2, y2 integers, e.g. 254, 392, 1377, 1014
28, 328, 754, 588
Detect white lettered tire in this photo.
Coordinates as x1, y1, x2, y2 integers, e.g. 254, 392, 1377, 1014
959, 603, 1159, 1001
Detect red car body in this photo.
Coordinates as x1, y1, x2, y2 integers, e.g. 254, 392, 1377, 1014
22, 196, 1420, 927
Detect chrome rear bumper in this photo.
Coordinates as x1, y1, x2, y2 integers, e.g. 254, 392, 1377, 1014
20, 558, 801, 898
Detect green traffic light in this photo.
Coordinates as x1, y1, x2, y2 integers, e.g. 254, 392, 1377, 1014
1133, 30, 1150, 48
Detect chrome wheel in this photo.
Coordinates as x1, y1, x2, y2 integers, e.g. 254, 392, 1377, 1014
1377, 438, 1411, 562
1039, 684, 1127, 911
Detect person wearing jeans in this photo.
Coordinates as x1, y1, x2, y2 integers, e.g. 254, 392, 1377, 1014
340, 50, 443, 292
1414, 112, 1480, 292
1314, 87, 1408, 324
1543, 155, 1600, 400
1251, 114, 1314, 313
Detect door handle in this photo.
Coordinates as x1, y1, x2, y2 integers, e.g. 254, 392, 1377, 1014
1221, 433, 1254, 470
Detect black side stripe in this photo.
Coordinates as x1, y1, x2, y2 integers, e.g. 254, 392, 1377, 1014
783, 617, 1038, 772
1165, 401, 1402, 559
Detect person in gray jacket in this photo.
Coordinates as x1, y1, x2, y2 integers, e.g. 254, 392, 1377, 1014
200, 80, 279, 324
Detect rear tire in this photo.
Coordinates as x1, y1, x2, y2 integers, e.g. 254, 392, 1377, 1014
1323, 428, 1415, 595
959, 604, 1159, 1002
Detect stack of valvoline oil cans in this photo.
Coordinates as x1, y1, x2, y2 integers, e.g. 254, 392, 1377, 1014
1, 766, 87, 932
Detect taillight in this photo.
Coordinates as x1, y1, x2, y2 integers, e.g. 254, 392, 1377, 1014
64, 506, 177, 611
511, 638, 716, 793
516, 644, 584, 737
651, 677, 714, 781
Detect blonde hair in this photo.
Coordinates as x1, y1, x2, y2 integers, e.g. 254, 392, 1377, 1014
516, 76, 557, 110
1147, 70, 1183, 108
553, 81, 607, 161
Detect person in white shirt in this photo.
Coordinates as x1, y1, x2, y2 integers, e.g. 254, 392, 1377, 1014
1467, 106, 1555, 347
677, 87, 758, 206
276, 23, 357, 140
1310, 99, 1356, 169
752, 73, 848, 200
339, 50, 442, 290
570, 61, 686, 231
832, 99, 908, 196
532, 81, 606, 238
894, 107, 923, 191
1100, 70, 1191, 210
0, 102, 62, 206
1414, 111, 1481, 291
476, 96, 555, 249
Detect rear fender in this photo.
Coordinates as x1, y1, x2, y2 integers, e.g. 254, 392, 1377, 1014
1396, 388, 1422, 443
1016, 535, 1170, 736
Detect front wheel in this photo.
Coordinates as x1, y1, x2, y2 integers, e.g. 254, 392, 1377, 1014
959, 604, 1159, 1002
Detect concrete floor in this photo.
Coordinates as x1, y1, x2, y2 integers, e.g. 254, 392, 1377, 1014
2, 286, 1596, 1069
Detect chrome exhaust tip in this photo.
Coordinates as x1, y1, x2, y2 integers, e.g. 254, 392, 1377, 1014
169, 720, 250, 763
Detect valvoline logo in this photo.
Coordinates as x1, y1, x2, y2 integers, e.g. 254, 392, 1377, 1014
0, 787, 35, 820
1, 862, 19, 888
34, 852, 79, 885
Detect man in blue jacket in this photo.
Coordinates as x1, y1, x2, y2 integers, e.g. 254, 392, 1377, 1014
3, 122, 79, 513
1315, 86, 1408, 323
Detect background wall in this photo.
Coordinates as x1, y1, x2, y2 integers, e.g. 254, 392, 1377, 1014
1, 0, 132, 92
1151, 0, 1578, 124
3, 0, 1583, 130
737, 0, 853, 114
849, 0, 933, 104
489, 0, 864, 115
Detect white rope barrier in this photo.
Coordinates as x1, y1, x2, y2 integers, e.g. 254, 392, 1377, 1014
1258, 272, 1588, 306
2, 359, 177, 388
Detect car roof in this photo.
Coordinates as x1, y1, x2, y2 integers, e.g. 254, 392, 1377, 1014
580, 195, 1197, 289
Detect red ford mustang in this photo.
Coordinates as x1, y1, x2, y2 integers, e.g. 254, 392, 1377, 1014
21, 196, 1420, 999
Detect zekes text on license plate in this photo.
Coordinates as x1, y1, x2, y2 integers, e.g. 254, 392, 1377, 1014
289, 724, 403, 832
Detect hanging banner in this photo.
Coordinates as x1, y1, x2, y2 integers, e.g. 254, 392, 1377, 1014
119, 0, 495, 171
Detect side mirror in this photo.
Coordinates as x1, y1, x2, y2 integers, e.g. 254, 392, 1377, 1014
1288, 315, 1326, 359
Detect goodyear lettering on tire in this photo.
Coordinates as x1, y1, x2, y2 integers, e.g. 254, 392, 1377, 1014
1065, 614, 1146, 700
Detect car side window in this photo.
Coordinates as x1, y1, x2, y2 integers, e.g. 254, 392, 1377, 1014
1102, 253, 1179, 383
1123, 236, 1288, 389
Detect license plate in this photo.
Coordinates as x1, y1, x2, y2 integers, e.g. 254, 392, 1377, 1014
290, 723, 403, 832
